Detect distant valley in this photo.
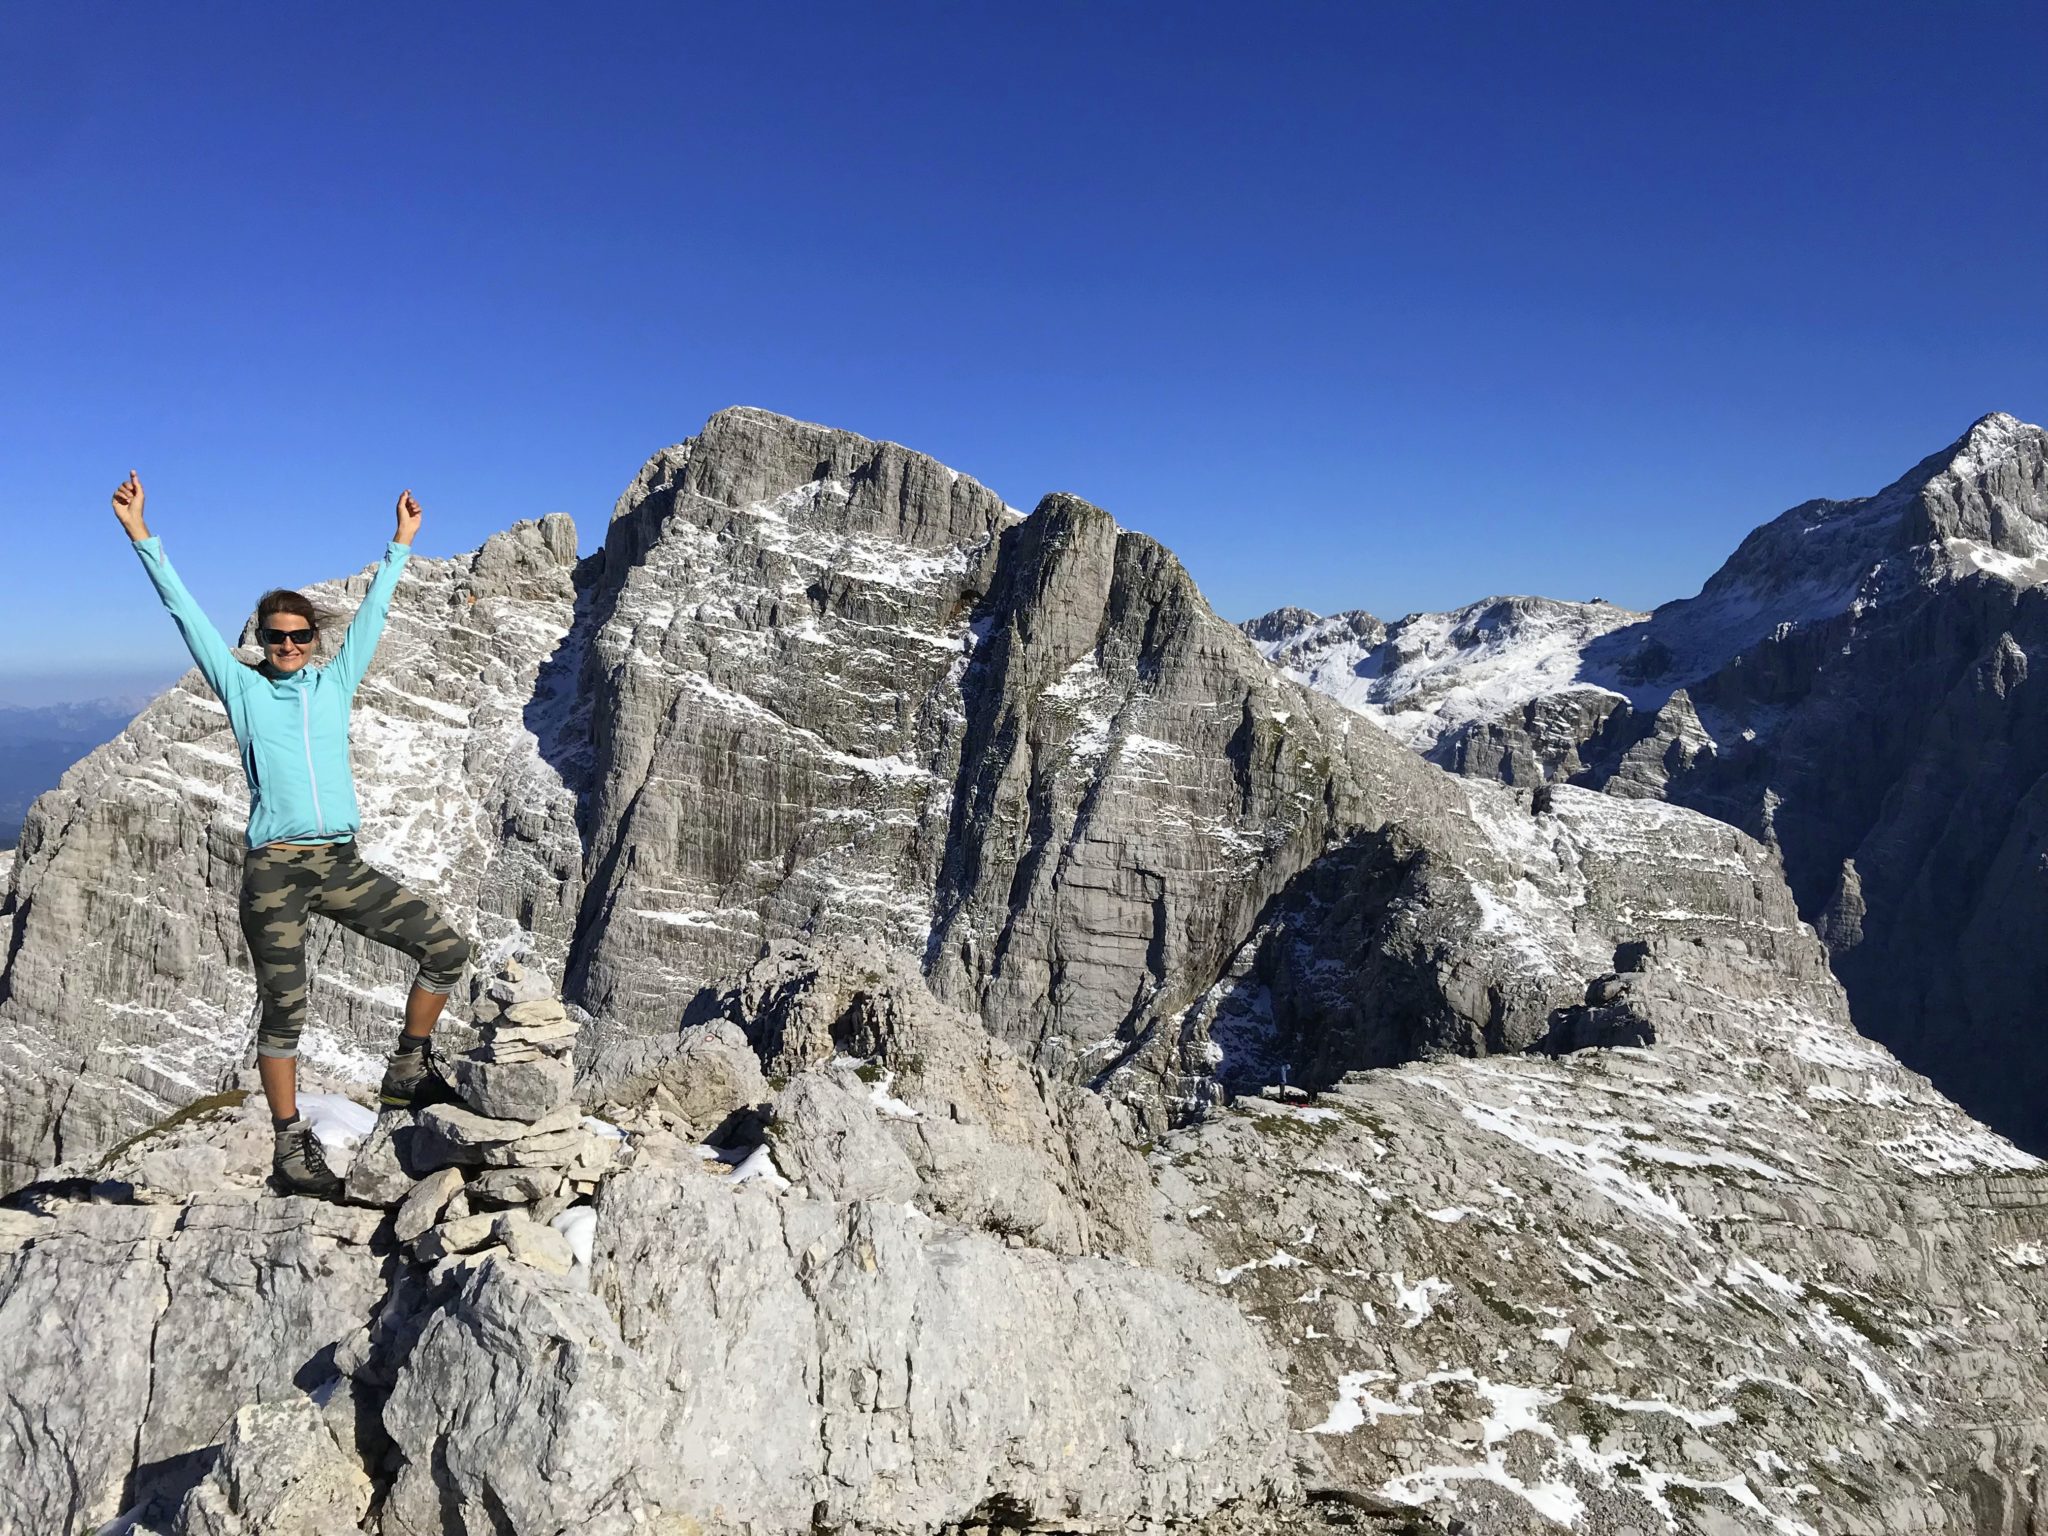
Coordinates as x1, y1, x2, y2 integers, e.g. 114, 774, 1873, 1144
0, 699, 147, 847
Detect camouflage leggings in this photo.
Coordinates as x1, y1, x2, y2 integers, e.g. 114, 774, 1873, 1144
239, 840, 472, 1059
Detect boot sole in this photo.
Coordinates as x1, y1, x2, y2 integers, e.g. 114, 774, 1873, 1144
381, 1080, 458, 1111
268, 1172, 344, 1200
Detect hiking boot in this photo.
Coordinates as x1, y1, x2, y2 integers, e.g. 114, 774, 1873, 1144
271, 1121, 344, 1199
379, 1035, 455, 1110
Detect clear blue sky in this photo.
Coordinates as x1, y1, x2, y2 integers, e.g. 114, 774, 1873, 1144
3, 1, 2043, 702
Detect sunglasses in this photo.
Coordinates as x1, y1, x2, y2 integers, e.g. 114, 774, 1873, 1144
260, 627, 317, 648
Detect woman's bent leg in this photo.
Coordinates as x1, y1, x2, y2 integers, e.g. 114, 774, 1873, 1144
311, 844, 474, 1021
309, 843, 474, 1106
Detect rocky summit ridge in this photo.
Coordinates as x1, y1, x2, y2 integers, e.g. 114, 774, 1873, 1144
1, 408, 2045, 1535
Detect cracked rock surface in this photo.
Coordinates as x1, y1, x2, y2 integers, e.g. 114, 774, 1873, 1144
0, 1190, 384, 1534
377, 1168, 1288, 1535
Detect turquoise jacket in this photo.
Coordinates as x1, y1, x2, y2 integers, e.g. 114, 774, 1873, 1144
132, 536, 411, 849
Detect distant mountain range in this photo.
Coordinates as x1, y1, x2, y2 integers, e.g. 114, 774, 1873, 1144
1249, 411, 2048, 1154
0, 698, 148, 848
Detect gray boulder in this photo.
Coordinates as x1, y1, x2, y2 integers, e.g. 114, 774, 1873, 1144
171, 1397, 372, 1536
712, 938, 1155, 1258
577, 1018, 770, 1139
448, 1050, 574, 1122
379, 1260, 670, 1535
771, 1071, 921, 1205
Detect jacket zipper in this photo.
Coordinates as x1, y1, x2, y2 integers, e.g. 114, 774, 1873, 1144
298, 683, 326, 836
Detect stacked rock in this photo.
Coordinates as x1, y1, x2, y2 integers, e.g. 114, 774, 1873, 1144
444, 962, 580, 1123
384, 958, 620, 1280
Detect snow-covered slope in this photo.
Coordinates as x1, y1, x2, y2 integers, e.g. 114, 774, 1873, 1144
1245, 595, 1647, 756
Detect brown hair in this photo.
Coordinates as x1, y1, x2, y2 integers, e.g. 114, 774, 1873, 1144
241, 589, 330, 669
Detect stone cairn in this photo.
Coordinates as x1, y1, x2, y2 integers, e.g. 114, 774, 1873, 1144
345, 957, 620, 1279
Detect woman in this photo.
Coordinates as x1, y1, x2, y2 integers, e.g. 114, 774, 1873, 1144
113, 471, 473, 1197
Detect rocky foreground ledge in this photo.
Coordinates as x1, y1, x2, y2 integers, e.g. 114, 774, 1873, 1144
6, 914, 2048, 1536
1, 951, 1290, 1536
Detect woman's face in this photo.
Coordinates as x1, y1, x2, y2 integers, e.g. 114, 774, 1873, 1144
259, 614, 317, 674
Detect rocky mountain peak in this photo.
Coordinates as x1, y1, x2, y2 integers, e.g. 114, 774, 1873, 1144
1940, 407, 2038, 472
1605, 412, 2048, 692
1239, 604, 1337, 644
1261, 412, 2048, 1162
1904, 408, 2048, 561
466, 513, 583, 601
619, 405, 1018, 547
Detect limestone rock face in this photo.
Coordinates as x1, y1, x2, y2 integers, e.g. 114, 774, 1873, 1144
559, 408, 1017, 1036
1133, 774, 1824, 1126
910, 489, 1556, 1133
377, 1260, 670, 1535
1432, 684, 1629, 786
378, 1172, 1292, 1535
364, 1008, 1292, 1536
577, 1018, 771, 1140
694, 938, 1156, 1258
927, 493, 1334, 1081
0, 1192, 383, 1534
770, 1071, 923, 1204
624, 1168, 1284, 1529
1601, 686, 1717, 801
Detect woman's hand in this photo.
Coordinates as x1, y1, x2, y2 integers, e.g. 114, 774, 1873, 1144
394, 488, 422, 546
112, 470, 149, 540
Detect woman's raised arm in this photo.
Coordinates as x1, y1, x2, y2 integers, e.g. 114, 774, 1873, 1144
118, 471, 247, 703
327, 489, 419, 697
